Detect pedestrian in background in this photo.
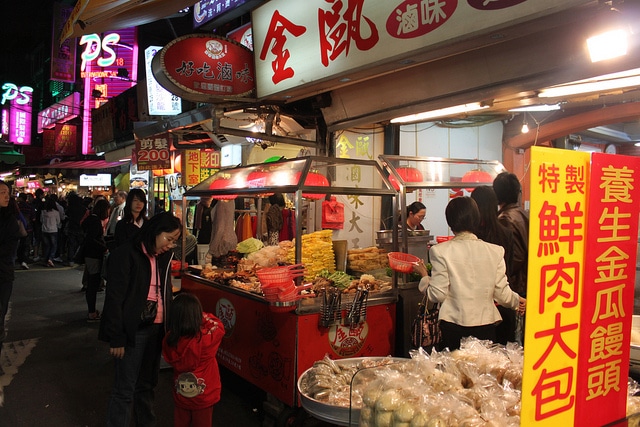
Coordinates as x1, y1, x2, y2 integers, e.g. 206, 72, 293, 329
16, 193, 34, 269
162, 293, 225, 427
41, 196, 61, 267
106, 190, 127, 237
0, 180, 21, 375
114, 189, 147, 248
471, 185, 516, 344
99, 212, 180, 427
64, 192, 87, 267
31, 188, 45, 262
193, 196, 214, 244
82, 198, 110, 322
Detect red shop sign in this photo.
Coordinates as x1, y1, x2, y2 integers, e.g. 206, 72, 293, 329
152, 34, 256, 103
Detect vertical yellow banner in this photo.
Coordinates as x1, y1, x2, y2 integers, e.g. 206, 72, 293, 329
521, 147, 590, 425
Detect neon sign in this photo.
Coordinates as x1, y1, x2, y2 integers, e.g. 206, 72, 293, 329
79, 33, 121, 75
1, 83, 33, 105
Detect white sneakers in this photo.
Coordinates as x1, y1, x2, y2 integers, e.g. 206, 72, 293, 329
21, 262, 29, 270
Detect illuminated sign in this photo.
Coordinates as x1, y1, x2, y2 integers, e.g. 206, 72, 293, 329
2, 84, 33, 105
81, 27, 138, 155
185, 149, 221, 186
193, 0, 248, 28
37, 92, 80, 133
1, 109, 8, 135
80, 173, 111, 187
521, 147, 640, 426
144, 46, 182, 116
9, 97, 32, 145
151, 34, 255, 103
134, 133, 171, 171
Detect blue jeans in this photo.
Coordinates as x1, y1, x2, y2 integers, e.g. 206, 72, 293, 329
41, 232, 58, 262
106, 323, 163, 427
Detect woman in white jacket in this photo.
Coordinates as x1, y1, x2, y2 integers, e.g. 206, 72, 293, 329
414, 196, 526, 350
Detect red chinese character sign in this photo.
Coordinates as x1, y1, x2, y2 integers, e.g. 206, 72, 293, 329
151, 34, 256, 103
252, 0, 591, 98
575, 153, 640, 426
184, 149, 221, 187
521, 147, 640, 426
134, 133, 171, 171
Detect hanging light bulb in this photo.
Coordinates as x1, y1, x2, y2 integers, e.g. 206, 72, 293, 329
521, 113, 529, 134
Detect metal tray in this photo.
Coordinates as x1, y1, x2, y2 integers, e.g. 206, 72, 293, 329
297, 357, 408, 426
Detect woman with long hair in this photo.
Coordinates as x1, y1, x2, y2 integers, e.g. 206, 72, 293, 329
114, 189, 148, 248
99, 212, 181, 426
0, 180, 20, 374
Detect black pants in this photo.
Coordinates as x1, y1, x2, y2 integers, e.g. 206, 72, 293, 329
439, 320, 496, 351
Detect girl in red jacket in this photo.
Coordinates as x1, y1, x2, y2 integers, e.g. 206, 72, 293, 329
162, 293, 225, 427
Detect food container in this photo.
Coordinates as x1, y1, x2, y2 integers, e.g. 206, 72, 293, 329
387, 252, 421, 273
297, 357, 407, 426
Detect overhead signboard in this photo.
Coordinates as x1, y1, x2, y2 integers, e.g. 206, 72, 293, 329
151, 34, 256, 103
252, 0, 593, 98
134, 133, 172, 171
38, 92, 80, 133
193, 0, 248, 28
80, 173, 112, 187
144, 46, 182, 116
51, 2, 77, 83
3, 84, 34, 145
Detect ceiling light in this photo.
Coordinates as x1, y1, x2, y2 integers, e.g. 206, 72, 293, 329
521, 122, 529, 134
538, 68, 640, 98
587, 29, 628, 63
391, 102, 490, 123
509, 104, 561, 112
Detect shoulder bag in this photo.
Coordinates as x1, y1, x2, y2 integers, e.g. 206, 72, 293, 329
411, 293, 441, 351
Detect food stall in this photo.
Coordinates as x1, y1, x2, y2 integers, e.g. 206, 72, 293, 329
378, 155, 507, 357
179, 156, 399, 415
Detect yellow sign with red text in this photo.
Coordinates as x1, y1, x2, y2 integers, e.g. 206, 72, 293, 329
522, 147, 640, 426
184, 149, 221, 187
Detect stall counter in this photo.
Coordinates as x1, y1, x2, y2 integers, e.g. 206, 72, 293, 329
181, 273, 396, 407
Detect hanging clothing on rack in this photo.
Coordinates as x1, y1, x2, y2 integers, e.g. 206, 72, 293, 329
280, 209, 296, 242
242, 213, 253, 241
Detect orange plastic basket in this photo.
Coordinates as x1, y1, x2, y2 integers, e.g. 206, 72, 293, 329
387, 252, 421, 273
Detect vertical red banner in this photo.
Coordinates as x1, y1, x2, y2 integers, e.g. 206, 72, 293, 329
575, 153, 640, 425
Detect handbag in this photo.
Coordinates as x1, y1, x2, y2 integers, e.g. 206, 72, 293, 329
140, 300, 158, 325
321, 196, 344, 230
411, 294, 441, 350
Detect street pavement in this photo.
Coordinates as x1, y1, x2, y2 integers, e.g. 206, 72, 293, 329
0, 261, 272, 427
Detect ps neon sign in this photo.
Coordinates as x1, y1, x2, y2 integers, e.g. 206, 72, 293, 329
1, 83, 33, 105
79, 33, 121, 72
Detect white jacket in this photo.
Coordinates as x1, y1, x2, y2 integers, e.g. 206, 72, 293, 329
425, 232, 519, 327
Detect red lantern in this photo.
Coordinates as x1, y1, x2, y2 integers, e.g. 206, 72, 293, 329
173, 154, 182, 174
461, 169, 493, 192
209, 178, 237, 200
296, 171, 329, 200
389, 167, 423, 191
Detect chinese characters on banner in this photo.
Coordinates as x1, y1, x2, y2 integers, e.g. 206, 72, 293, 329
184, 149, 221, 186
521, 147, 640, 426
252, 0, 590, 97
134, 133, 171, 171
574, 153, 640, 425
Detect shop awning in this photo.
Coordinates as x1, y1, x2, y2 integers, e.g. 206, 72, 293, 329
0, 150, 25, 166
60, 0, 195, 44
32, 160, 123, 170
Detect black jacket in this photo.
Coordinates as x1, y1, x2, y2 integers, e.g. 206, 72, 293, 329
98, 240, 173, 348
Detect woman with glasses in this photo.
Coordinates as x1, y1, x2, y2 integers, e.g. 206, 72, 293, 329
99, 211, 181, 427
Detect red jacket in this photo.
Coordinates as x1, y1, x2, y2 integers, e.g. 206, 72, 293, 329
162, 313, 225, 410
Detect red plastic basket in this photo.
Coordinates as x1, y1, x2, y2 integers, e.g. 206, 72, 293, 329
387, 252, 421, 273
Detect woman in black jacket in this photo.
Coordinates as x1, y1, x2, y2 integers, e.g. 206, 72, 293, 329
82, 198, 110, 321
114, 188, 148, 248
99, 212, 181, 427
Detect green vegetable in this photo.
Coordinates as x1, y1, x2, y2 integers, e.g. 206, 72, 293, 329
236, 238, 264, 254
317, 269, 353, 289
